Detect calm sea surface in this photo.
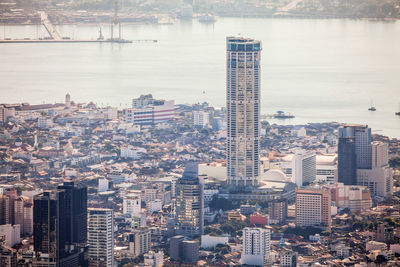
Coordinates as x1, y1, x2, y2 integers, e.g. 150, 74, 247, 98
0, 18, 400, 137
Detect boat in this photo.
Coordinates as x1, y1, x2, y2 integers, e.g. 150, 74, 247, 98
273, 111, 295, 119
199, 14, 217, 23
368, 100, 376, 111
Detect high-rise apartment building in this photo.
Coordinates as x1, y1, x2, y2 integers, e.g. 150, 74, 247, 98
226, 37, 261, 187
292, 150, 316, 187
88, 208, 114, 267
295, 189, 331, 228
241, 227, 271, 267
175, 163, 204, 237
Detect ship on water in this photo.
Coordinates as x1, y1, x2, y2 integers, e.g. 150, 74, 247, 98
199, 13, 217, 23
273, 111, 295, 119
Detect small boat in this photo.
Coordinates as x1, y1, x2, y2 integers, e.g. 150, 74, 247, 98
199, 14, 217, 23
368, 100, 376, 111
273, 111, 295, 119
396, 103, 400, 116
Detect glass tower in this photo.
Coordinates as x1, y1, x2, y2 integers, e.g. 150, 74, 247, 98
226, 37, 261, 187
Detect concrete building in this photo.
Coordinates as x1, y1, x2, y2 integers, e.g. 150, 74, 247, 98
292, 150, 316, 187
193, 110, 209, 127
280, 250, 298, 267
357, 142, 393, 198
143, 251, 164, 267
175, 163, 204, 237
98, 178, 109, 192
241, 227, 271, 267
128, 227, 151, 257
200, 235, 229, 249
123, 95, 174, 125
268, 198, 287, 224
123, 195, 141, 216
88, 208, 114, 267
0, 106, 15, 123
295, 188, 331, 228
0, 224, 20, 247
169, 236, 199, 263
325, 183, 372, 212
120, 145, 146, 160
226, 37, 261, 187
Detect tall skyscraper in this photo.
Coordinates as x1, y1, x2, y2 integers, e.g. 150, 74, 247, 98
292, 150, 316, 187
175, 162, 204, 237
241, 227, 271, 266
88, 208, 114, 267
295, 188, 331, 229
338, 125, 372, 185
57, 181, 87, 245
338, 136, 357, 185
226, 37, 261, 187
33, 184, 87, 266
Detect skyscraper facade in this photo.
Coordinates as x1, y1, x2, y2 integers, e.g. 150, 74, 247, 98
175, 162, 204, 237
338, 136, 357, 185
226, 37, 261, 187
33, 184, 88, 267
88, 208, 114, 267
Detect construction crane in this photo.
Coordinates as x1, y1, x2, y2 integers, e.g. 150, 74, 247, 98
110, 0, 121, 41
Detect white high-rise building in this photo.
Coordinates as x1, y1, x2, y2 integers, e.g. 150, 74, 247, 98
193, 111, 210, 128
241, 227, 271, 267
88, 208, 114, 267
292, 150, 316, 187
226, 37, 262, 187
123, 195, 141, 216
357, 142, 393, 198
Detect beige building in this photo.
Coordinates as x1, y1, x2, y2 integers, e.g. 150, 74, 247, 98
325, 183, 372, 212
295, 188, 331, 228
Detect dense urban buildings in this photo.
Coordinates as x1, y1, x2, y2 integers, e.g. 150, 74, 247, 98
226, 36, 261, 188
0, 33, 399, 267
